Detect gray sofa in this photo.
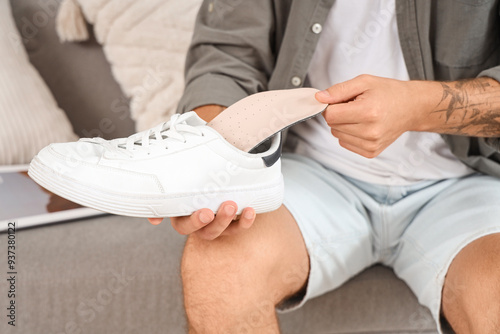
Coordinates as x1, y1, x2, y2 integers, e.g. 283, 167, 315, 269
1, 1, 443, 333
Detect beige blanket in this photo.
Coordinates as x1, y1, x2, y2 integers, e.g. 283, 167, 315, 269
56, 0, 202, 131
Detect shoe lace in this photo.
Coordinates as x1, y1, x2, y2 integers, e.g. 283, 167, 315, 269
84, 112, 204, 155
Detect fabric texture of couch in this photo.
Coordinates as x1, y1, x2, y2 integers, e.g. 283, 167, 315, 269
0, 0, 77, 164
0, 0, 445, 333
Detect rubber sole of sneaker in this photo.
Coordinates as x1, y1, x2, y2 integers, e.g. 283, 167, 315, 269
28, 156, 284, 218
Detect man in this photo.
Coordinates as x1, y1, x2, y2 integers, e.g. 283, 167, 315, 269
149, 1, 500, 333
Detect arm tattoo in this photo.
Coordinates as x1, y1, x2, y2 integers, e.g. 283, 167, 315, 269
433, 78, 500, 137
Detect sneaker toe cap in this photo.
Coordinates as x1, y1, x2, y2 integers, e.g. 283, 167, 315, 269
40, 141, 104, 165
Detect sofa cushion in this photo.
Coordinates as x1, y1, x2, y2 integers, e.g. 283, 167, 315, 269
0, 215, 440, 334
56, 0, 202, 131
10, 0, 136, 140
0, 0, 77, 165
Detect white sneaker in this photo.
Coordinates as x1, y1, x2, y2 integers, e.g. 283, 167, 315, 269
28, 112, 285, 217
28, 88, 327, 217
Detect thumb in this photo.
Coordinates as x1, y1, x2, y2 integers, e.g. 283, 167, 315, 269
315, 75, 369, 104
148, 218, 163, 225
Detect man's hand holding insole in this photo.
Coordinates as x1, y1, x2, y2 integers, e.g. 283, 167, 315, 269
316, 75, 435, 158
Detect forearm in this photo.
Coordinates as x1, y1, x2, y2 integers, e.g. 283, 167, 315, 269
416, 77, 500, 137
193, 104, 227, 122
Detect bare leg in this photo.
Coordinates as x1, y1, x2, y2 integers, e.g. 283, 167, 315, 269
442, 233, 500, 333
181, 205, 309, 334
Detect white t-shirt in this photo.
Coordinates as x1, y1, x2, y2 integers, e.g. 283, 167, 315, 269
291, 0, 474, 185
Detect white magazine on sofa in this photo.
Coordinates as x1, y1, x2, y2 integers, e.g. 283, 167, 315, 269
0, 165, 105, 232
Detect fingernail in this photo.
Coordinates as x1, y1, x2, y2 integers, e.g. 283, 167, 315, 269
318, 90, 330, 98
225, 205, 236, 216
244, 210, 255, 220
200, 212, 212, 224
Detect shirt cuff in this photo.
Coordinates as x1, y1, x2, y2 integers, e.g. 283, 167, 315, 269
176, 73, 250, 114
477, 67, 500, 151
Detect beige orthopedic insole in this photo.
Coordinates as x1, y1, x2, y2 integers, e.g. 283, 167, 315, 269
208, 88, 328, 152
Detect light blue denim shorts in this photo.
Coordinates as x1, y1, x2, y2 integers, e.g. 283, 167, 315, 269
279, 153, 500, 333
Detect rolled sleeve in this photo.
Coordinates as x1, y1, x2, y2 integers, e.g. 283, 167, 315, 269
176, 73, 248, 113
177, 0, 277, 113
478, 65, 500, 84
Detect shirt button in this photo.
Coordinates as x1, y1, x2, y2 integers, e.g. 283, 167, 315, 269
291, 76, 302, 87
311, 23, 322, 34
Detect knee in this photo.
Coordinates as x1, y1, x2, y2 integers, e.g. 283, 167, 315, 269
181, 235, 245, 286
180, 234, 286, 333
444, 270, 500, 332
179, 207, 309, 332
442, 234, 500, 333
181, 234, 284, 304
181, 233, 265, 282
180, 208, 309, 302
